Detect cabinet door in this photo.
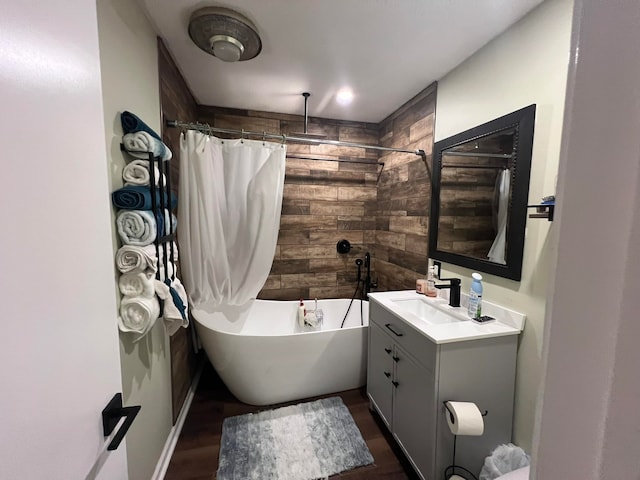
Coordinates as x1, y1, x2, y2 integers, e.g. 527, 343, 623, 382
393, 348, 436, 480
367, 322, 394, 427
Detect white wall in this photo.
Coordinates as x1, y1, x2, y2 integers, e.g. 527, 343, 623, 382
96, 1, 173, 479
433, 0, 573, 451
0, 0, 127, 478
533, 0, 640, 478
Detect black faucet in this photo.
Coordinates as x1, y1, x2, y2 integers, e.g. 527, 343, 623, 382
435, 277, 461, 307
363, 252, 377, 298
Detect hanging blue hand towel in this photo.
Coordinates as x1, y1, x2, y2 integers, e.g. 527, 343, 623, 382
121, 111, 162, 141
112, 185, 177, 210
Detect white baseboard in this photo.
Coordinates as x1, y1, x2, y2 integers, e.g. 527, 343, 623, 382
152, 359, 205, 480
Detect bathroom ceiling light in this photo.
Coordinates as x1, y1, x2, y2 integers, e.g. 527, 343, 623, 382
336, 88, 354, 106
188, 7, 262, 62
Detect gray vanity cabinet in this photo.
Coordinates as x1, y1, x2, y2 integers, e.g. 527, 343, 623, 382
367, 300, 518, 480
392, 343, 436, 478
367, 321, 394, 426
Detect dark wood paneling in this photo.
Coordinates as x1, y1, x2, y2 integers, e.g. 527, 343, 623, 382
158, 37, 199, 424
375, 84, 437, 290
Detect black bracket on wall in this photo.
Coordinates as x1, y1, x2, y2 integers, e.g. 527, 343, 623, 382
102, 393, 141, 451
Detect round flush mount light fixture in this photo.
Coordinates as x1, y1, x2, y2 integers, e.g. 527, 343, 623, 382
188, 6, 262, 62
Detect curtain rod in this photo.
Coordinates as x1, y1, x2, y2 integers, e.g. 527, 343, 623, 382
286, 153, 383, 166
166, 119, 426, 158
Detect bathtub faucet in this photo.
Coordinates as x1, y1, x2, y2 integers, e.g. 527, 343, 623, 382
363, 252, 377, 299
355, 258, 363, 284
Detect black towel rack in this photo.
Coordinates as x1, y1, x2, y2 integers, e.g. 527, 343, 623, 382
146, 151, 176, 282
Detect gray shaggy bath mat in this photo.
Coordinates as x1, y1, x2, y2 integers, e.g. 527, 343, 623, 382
217, 396, 374, 480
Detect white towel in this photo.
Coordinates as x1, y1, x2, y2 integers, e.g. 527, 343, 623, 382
116, 209, 156, 246
118, 295, 160, 339
115, 244, 158, 275
157, 261, 176, 280
154, 277, 189, 336
123, 159, 166, 187
118, 271, 155, 297
140, 242, 178, 263
123, 131, 172, 161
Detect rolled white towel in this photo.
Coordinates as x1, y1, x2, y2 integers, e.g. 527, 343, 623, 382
116, 209, 156, 246
123, 131, 172, 161
154, 277, 189, 336
118, 295, 160, 336
118, 271, 155, 297
123, 159, 166, 187
115, 244, 158, 275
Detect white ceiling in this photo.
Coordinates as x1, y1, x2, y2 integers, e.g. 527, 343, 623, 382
140, 0, 544, 123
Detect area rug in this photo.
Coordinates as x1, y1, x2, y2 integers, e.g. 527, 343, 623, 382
217, 396, 374, 480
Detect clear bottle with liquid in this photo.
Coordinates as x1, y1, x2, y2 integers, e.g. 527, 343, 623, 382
467, 273, 483, 319
426, 266, 437, 297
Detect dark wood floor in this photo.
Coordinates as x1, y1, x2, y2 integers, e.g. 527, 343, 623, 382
165, 361, 419, 480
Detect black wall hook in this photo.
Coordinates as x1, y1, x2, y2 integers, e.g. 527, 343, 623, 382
102, 393, 141, 451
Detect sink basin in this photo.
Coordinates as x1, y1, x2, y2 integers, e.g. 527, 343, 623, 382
391, 297, 466, 325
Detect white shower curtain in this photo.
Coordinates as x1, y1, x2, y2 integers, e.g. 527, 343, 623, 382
178, 130, 286, 308
488, 169, 511, 264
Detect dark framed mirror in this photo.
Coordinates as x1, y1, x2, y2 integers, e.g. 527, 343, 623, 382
428, 105, 536, 281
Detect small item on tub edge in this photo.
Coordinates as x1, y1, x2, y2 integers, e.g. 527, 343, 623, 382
472, 315, 495, 324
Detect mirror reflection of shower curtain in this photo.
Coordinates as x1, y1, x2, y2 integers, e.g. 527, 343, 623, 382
488, 169, 511, 264
178, 130, 286, 307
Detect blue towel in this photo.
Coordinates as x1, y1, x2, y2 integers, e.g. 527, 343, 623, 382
155, 210, 177, 237
112, 185, 177, 210
162, 279, 187, 320
121, 111, 162, 141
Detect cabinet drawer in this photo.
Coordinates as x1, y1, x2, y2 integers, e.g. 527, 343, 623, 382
370, 301, 438, 373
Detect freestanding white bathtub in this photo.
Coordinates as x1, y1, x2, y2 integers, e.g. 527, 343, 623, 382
191, 298, 369, 405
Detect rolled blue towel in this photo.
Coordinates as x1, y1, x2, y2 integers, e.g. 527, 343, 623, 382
112, 185, 177, 210
121, 111, 162, 141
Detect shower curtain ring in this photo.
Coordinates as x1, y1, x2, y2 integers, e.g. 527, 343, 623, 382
241, 129, 245, 143
281, 134, 286, 147
262, 131, 266, 145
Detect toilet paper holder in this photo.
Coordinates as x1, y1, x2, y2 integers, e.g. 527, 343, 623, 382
443, 401, 488, 423
443, 401, 488, 480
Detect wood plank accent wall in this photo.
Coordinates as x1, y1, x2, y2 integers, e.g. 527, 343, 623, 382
158, 38, 199, 423
438, 158, 501, 259
375, 84, 437, 290
196, 106, 381, 300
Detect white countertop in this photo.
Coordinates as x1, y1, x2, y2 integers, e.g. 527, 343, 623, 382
368, 290, 525, 344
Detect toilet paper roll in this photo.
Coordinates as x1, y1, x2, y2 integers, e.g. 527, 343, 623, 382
445, 401, 484, 436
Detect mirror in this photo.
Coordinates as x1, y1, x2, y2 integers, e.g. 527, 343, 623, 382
428, 105, 536, 281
